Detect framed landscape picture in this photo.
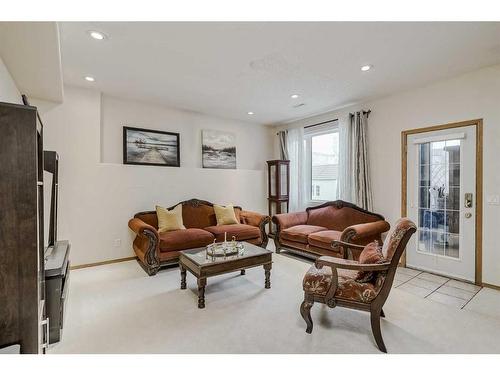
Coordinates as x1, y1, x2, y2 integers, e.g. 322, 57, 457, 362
123, 126, 180, 167
202, 130, 236, 169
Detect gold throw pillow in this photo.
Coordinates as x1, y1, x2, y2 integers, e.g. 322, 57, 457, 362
156, 204, 186, 232
214, 204, 239, 225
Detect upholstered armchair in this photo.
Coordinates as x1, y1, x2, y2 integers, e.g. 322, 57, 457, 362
300, 218, 417, 353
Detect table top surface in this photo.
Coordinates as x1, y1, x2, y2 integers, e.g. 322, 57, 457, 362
180, 242, 272, 267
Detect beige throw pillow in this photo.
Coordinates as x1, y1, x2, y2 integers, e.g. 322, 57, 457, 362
156, 204, 186, 233
214, 204, 239, 226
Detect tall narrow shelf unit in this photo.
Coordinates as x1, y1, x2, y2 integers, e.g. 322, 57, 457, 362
0, 101, 48, 353
267, 160, 290, 236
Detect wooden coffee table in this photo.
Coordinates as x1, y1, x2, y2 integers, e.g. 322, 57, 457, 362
179, 242, 272, 308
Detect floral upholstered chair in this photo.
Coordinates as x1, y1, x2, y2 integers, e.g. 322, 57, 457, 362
300, 218, 416, 353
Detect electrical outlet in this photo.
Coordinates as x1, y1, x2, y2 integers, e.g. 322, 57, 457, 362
487, 195, 500, 205
113, 239, 122, 247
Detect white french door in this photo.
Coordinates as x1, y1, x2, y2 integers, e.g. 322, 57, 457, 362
406, 125, 476, 282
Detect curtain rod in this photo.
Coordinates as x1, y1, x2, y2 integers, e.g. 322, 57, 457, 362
304, 118, 338, 129
350, 110, 371, 117
276, 118, 338, 135
275, 111, 371, 136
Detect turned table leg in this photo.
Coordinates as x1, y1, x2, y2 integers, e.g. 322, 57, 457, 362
264, 263, 271, 289
180, 264, 187, 290
197, 277, 207, 309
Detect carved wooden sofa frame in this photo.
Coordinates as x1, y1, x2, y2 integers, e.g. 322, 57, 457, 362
272, 200, 390, 260
128, 198, 270, 276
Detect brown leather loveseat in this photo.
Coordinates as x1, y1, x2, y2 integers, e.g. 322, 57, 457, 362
272, 200, 390, 260
128, 198, 270, 275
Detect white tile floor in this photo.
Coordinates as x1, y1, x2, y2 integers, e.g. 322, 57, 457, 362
395, 266, 482, 309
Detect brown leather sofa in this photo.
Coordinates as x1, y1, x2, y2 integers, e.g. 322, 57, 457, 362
272, 200, 390, 260
128, 198, 270, 275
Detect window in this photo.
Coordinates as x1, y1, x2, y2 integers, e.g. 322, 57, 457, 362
304, 120, 339, 202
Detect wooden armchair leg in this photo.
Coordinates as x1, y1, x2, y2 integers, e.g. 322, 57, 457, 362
370, 308, 387, 353
300, 295, 314, 334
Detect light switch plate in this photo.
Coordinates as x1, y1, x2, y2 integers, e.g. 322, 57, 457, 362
487, 195, 500, 205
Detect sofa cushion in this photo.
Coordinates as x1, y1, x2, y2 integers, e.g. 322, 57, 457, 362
214, 204, 239, 225
156, 204, 186, 232
159, 228, 214, 252
356, 241, 385, 282
181, 203, 241, 229
204, 224, 260, 242
307, 230, 343, 250
280, 225, 328, 244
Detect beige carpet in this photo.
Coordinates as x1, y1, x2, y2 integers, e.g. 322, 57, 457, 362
48, 247, 500, 354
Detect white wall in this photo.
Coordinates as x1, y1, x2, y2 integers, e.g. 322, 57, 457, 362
0, 56, 21, 104
276, 64, 500, 286
100, 95, 269, 169
35, 86, 272, 267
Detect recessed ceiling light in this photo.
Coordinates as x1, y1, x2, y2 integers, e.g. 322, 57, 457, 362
84, 76, 95, 82
88, 30, 106, 40
291, 94, 300, 99
247, 111, 254, 115
361, 65, 372, 72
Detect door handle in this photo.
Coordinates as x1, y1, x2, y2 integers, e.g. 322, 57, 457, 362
464, 193, 473, 208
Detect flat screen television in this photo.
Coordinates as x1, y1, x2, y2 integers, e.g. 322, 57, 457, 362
43, 150, 59, 254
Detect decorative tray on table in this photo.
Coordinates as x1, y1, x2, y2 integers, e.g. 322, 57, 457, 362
205, 236, 245, 259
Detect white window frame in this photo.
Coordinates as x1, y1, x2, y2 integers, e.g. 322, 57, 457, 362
304, 121, 339, 206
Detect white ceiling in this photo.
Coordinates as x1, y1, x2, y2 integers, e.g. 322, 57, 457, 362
59, 22, 500, 125
0, 22, 63, 102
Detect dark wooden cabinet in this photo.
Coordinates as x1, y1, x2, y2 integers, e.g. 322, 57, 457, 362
0, 101, 47, 353
267, 160, 290, 236
45, 240, 70, 344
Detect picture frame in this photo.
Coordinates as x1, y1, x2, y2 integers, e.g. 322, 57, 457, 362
123, 126, 180, 167
202, 129, 236, 169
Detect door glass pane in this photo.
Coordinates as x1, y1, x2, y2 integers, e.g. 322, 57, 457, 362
445, 234, 460, 258
419, 165, 430, 187
449, 164, 460, 186
417, 139, 461, 259
417, 229, 430, 252
431, 231, 445, 256
446, 187, 460, 210
419, 187, 430, 209
445, 211, 459, 234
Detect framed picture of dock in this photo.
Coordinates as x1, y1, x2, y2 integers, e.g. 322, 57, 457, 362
123, 126, 180, 167
202, 130, 236, 169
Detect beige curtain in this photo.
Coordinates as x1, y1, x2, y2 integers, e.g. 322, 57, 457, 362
350, 111, 373, 210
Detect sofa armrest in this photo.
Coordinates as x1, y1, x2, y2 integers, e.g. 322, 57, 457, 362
272, 211, 308, 230
341, 220, 390, 242
316, 256, 390, 272
240, 210, 270, 248
240, 210, 269, 227
129, 217, 159, 237
128, 218, 160, 275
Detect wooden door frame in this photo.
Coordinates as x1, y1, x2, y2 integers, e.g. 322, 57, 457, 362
401, 119, 483, 285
